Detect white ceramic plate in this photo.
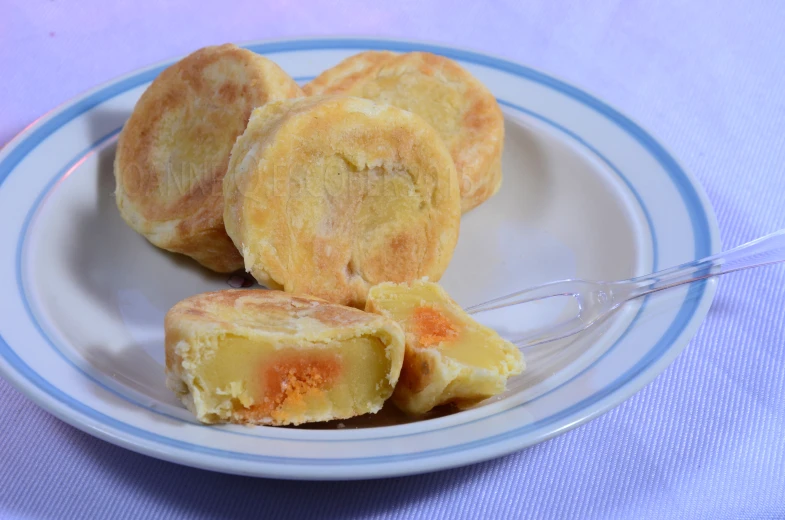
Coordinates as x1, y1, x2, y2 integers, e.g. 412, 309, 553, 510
0, 38, 720, 480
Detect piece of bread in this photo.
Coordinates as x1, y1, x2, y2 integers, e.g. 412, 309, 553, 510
365, 280, 524, 415
114, 44, 303, 272
165, 289, 405, 425
223, 96, 461, 308
304, 51, 504, 213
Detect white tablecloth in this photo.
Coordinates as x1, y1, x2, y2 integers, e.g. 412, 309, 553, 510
2, 1, 784, 518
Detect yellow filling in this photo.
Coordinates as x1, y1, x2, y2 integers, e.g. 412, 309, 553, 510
366, 281, 525, 415
190, 334, 391, 425
371, 284, 514, 371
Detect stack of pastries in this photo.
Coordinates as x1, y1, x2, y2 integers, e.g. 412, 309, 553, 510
115, 44, 524, 426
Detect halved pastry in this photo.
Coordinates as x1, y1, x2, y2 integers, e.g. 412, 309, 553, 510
304, 51, 504, 213
115, 44, 303, 272
365, 280, 524, 415
165, 289, 405, 425
223, 96, 461, 308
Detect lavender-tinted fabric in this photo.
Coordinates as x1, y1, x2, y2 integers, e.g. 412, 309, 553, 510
1, 1, 784, 518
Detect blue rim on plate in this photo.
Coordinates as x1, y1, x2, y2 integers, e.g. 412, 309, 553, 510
0, 38, 719, 477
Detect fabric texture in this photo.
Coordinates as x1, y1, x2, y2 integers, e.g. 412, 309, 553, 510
1, 1, 784, 518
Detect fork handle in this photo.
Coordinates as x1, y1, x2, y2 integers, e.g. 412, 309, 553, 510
625, 228, 785, 299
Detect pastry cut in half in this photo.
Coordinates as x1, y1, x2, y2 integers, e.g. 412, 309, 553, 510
365, 280, 525, 415
223, 95, 461, 308
304, 51, 505, 213
115, 44, 303, 272
165, 289, 406, 426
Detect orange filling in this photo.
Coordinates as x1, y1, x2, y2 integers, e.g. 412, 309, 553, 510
265, 355, 341, 412
413, 306, 458, 347
235, 354, 342, 422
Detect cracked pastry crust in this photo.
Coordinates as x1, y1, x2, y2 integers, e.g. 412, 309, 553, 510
114, 44, 303, 272
223, 96, 461, 308
304, 51, 504, 213
365, 280, 525, 415
165, 289, 406, 426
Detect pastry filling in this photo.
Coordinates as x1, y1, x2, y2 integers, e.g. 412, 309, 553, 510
366, 281, 525, 415
189, 334, 392, 424
376, 287, 512, 371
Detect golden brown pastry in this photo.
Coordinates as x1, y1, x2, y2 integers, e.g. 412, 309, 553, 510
365, 280, 524, 415
304, 51, 504, 213
165, 289, 405, 426
223, 96, 461, 308
114, 44, 303, 272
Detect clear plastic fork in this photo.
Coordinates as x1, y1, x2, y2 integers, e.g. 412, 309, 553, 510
465, 229, 785, 349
